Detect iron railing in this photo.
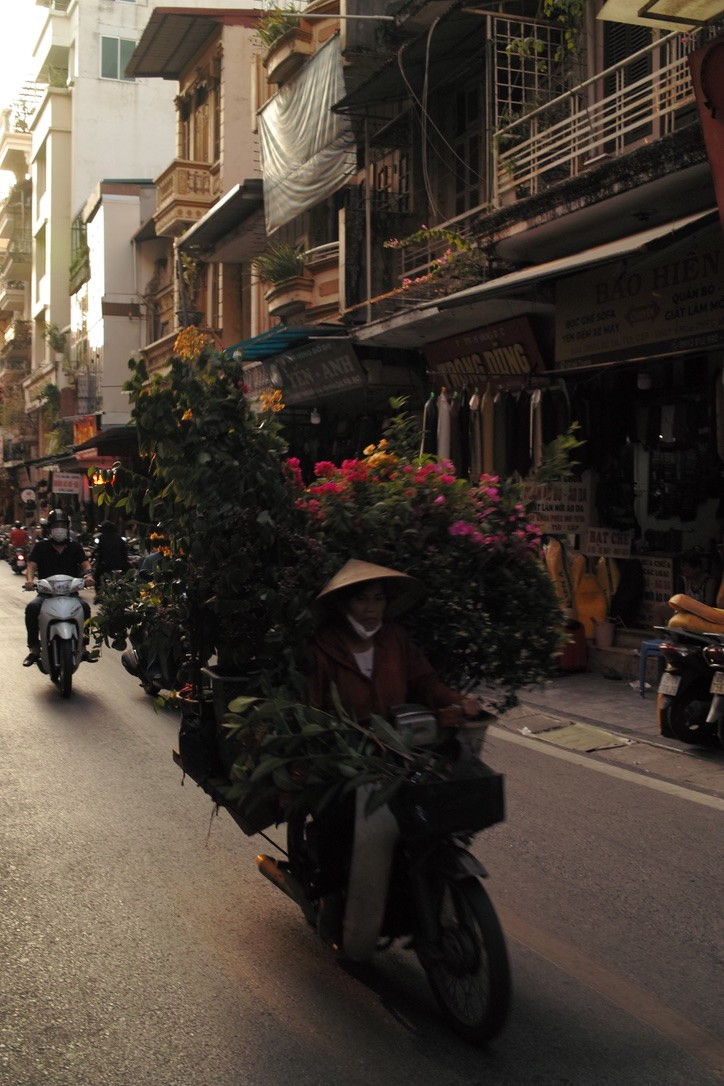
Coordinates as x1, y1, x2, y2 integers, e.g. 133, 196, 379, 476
494, 29, 702, 204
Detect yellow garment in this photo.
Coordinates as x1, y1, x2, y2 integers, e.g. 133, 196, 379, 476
545, 539, 585, 613
574, 572, 608, 638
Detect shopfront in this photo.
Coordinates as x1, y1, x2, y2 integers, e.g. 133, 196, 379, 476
417, 217, 724, 626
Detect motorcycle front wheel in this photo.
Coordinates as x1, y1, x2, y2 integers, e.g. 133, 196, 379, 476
419, 876, 510, 1045
57, 640, 74, 698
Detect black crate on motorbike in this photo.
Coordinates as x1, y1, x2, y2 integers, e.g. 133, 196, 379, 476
391, 763, 505, 840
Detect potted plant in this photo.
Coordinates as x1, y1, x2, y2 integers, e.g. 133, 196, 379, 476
43, 322, 67, 360
257, 4, 312, 85
253, 242, 312, 319
256, 4, 302, 50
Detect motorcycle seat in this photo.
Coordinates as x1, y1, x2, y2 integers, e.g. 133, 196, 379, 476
667, 594, 724, 634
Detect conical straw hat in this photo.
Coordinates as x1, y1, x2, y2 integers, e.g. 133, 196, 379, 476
315, 559, 425, 619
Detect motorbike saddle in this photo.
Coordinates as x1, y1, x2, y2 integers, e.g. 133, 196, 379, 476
666, 593, 724, 634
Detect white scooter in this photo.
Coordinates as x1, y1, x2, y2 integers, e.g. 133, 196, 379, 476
28, 575, 89, 698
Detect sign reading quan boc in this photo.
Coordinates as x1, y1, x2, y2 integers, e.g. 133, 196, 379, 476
424, 317, 545, 390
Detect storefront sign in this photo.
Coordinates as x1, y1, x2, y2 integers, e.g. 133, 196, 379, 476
425, 318, 546, 390
244, 340, 366, 405
581, 528, 633, 558
639, 555, 675, 628
50, 472, 83, 496
521, 481, 591, 534
555, 223, 724, 366
73, 415, 97, 446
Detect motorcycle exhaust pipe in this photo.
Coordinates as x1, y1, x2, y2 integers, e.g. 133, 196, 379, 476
256, 855, 317, 925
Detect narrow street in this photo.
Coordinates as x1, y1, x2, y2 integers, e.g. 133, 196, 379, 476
1, 563, 722, 1086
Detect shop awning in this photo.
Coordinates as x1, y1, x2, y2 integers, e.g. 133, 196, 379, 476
125, 8, 262, 80
353, 208, 718, 348
597, 0, 724, 28
178, 180, 266, 263
224, 324, 350, 362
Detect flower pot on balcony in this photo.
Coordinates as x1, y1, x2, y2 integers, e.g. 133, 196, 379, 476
264, 275, 313, 320
263, 28, 312, 85
176, 309, 205, 328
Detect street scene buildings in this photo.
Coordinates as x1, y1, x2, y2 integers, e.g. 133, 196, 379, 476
0, 0, 723, 629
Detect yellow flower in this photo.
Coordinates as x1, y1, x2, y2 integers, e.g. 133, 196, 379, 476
259, 387, 285, 413
363, 443, 376, 456
181, 408, 193, 421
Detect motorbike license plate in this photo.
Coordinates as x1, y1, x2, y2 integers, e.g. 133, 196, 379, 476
709, 671, 724, 695
658, 672, 680, 696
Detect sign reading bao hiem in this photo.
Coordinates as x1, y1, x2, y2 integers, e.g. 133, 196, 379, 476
424, 317, 545, 390
555, 222, 724, 367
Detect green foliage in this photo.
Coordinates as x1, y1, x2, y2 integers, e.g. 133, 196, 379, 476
220, 686, 450, 823
256, 4, 301, 49
531, 422, 584, 483
91, 350, 322, 693
252, 242, 307, 285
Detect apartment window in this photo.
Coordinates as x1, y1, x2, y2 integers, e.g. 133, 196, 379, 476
452, 82, 483, 217
101, 36, 136, 81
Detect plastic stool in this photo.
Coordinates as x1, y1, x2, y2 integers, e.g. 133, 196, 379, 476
639, 639, 665, 698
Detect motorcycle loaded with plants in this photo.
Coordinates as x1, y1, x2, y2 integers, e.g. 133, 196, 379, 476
174, 686, 511, 1045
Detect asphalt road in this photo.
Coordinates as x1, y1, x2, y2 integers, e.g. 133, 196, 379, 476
1, 563, 722, 1086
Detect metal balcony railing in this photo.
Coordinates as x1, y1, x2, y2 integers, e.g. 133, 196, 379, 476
494, 29, 703, 204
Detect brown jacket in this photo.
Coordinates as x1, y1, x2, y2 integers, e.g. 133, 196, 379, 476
306, 619, 459, 721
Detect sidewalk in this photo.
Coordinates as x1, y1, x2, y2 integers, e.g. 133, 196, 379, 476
510, 668, 665, 745
493, 669, 724, 798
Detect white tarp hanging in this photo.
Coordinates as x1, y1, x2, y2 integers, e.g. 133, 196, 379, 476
258, 35, 356, 234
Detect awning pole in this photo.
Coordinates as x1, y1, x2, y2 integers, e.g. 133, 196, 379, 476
365, 117, 372, 324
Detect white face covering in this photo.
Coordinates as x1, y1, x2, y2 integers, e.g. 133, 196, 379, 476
50, 527, 68, 544
345, 613, 382, 640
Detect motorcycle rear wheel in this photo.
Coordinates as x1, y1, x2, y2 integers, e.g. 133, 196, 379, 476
57, 640, 74, 698
419, 876, 510, 1045
659, 697, 715, 745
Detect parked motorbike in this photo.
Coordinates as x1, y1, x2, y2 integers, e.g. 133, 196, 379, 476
702, 632, 724, 750
657, 592, 724, 745
121, 642, 165, 697
24, 575, 89, 698
175, 703, 511, 1044
10, 546, 27, 575
656, 626, 721, 744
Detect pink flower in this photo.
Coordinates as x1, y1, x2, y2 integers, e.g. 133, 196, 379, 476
314, 461, 337, 478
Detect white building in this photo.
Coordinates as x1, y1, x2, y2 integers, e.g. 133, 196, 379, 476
24, 0, 181, 441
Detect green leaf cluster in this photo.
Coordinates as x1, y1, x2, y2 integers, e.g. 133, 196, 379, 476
219, 685, 449, 823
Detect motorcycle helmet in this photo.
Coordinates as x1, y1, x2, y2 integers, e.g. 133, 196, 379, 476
47, 508, 70, 544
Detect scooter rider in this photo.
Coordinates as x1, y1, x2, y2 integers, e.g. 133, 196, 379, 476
9, 520, 29, 549
22, 509, 93, 666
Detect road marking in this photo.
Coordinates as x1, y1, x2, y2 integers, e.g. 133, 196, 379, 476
489, 726, 724, 811
498, 903, 724, 1079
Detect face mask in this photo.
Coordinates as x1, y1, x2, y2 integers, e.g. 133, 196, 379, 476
345, 613, 382, 640
50, 527, 68, 543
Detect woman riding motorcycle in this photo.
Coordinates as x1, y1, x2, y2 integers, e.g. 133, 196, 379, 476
305, 559, 481, 944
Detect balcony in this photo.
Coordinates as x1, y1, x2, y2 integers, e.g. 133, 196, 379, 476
153, 160, 221, 238
494, 30, 701, 206
305, 241, 341, 321
0, 231, 31, 281
0, 317, 31, 370
0, 280, 26, 315
263, 28, 313, 85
